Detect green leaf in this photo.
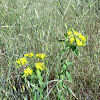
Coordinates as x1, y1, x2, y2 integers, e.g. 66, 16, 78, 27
22, 74, 26, 78
12, 85, 17, 91
58, 39, 65, 42
61, 96, 66, 100
34, 94, 37, 100
62, 62, 72, 70
63, 84, 78, 99
73, 47, 79, 57
61, 46, 69, 56
17, 64, 21, 68
66, 62, 72, 66
63, 84, 70, 93
36, 70, 43, 86
64, 34, 67, 38
65, 46, 70, 50
58, 90, 61, 100
67, 87, 78, 99
70, 45, 76, 51
36, 90, 40, 100
63, 64, 67, 69
63, 84, 77, 99
70, 45, 79, 57
66, 70, 72, 82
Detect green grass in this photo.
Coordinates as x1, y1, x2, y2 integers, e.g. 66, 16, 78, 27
0, 0, 100, 99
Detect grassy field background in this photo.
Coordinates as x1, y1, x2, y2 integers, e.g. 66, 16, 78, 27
0, 0, 100, 99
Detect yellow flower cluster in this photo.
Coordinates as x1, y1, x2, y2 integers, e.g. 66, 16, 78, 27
35, 53, 47, 70
23, 67, 33, 77
35, 63, 45, 71
16, 53, 47, 76
16, 58, 27, 65
25, 52, 34, 57
67, 31, 86, 46
36, 53, 47, 59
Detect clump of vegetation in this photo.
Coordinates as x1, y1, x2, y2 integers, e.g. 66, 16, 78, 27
0, 0, 99, 100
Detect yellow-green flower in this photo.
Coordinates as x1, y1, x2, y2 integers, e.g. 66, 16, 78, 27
76, 38, 83, 46
23, 67, 33, 77
78, 34, 86, 41
74, 31, 78, 35
67, 30, 86, 46
68, 31, 72, 35
35, 63, 45, 70
16, 58, 27, 65
25, 52, 34, 57
36, 53, 47, 59
70, 38, 75, 43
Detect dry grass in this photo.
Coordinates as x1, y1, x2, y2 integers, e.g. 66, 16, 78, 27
0, 0, 100, 99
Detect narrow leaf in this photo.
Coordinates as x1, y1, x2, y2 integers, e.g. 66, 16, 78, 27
63, 64, 67, 69
37, 70, 43, 85
61, 46, 69, 56
65, 46, 70, 51
66, 70, 72, 82
66, 62, 72, 66
67, 87, 78, 99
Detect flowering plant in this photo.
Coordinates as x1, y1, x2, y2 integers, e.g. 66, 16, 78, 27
58, 29, 87, 99
66, 30, 86, 46
15, 52, 47, 99
14, 29, 87, 99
